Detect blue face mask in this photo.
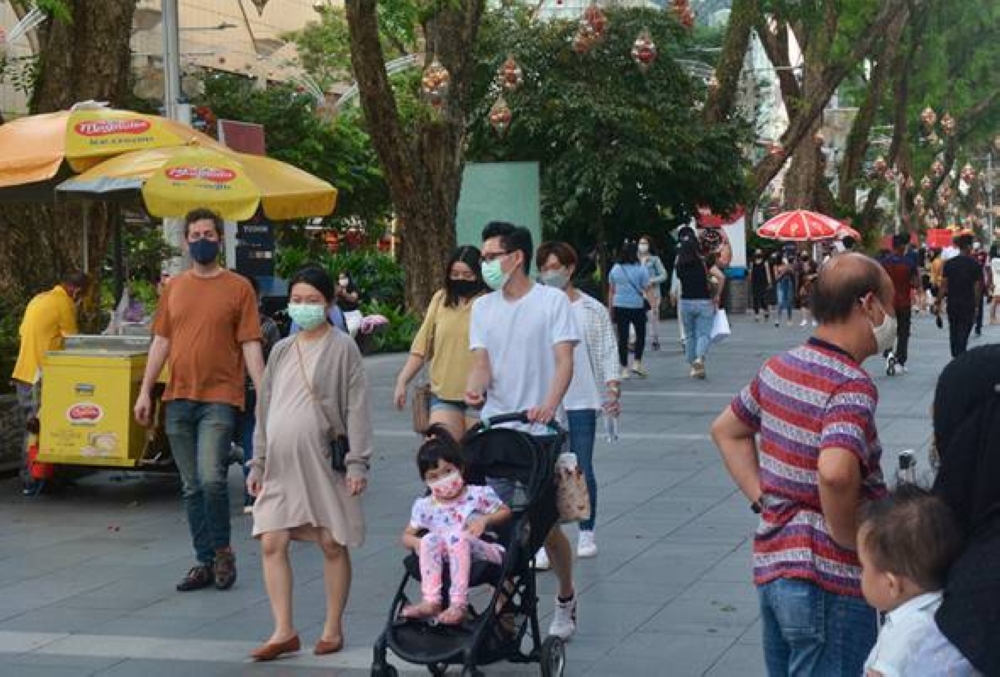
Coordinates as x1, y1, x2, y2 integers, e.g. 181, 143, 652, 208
188, 238, 219, 265
288, 303, 327, 331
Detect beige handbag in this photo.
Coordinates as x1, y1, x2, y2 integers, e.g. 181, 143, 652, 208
411, 294, 441, 435
555, 452, 591, 523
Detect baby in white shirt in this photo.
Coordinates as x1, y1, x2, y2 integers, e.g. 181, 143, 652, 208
858, 485, 966, 677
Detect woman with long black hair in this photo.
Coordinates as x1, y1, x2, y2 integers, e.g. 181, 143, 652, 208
911, 345, 1000, 675
394, 246, 487, 440
675, 234, 723, 379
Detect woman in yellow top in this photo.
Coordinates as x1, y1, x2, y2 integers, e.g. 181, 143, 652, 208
394, 246, 486, 440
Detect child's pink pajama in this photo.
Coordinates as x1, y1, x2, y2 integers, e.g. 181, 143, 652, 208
409, 485, 506, 607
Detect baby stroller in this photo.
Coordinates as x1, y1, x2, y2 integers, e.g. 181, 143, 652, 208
371, 412, 567, 677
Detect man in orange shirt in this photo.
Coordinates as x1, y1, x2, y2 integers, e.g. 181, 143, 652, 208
135, 208, 264, 592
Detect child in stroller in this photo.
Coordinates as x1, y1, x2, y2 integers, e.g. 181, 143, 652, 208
372, 412, 568, 677
401, 427, 512, 625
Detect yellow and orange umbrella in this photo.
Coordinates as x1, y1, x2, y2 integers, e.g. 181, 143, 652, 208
57, 145, 337, 220
0, 108, 220, 199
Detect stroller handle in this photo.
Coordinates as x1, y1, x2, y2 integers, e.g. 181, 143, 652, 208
480, 411, 565, 436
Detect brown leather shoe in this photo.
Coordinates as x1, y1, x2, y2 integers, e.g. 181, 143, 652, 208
250, 635, 300, 661
313, 636, 343, 655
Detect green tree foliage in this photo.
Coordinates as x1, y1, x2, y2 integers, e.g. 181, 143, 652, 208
195, 73, 391, 230
467, 7, 750, 245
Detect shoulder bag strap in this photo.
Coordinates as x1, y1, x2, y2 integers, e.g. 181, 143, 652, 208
294, 336, 341, 438
621, 266, 646, 297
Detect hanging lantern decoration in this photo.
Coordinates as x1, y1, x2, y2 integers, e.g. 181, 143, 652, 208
920, 107, 937, 129
497, 54, 523, 92
931, 159, 945, 177
572, 5, 606, 55
884, 167, 896, 183
927, 131, 943, 147
872, 156, 888, 176
583, 4, 608, 38
941, 112, 957, 136
904, 175, 915, 190
941, 186, 954, 202
488, 95, 513, 136
631, 29, 658, 73
913, 195, 925, 210
673, 0, 695, 29
920, 175, 932, 191
421, 56, 451, 109
813, 131, 826, 146
961, 163, 977, 184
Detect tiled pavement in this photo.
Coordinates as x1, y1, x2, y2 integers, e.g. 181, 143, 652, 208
0, 311, 979, 676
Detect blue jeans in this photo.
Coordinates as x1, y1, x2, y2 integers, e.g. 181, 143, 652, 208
680, 299, 715, 364
759, 578, 877, 677
166, 400, 238, 565
777, 278, 794, 319
567, 409, 597, 531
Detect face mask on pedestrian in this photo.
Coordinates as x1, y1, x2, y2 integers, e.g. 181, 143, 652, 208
638, 242, 650, 255
482, 255, 512, 291
539, 267, 571, 289
288, 302, 327, 331
864, 296, 897, 355
448, 278, 481, 298
188, 238, 219, 265
427, 470, 464, 500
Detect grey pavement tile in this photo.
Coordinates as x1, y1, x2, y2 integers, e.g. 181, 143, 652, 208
5, 652, 125, 673
586, 634, 734, 676
703, 641, 769, 677
93, 659, 236, 677
0, 607, 125, 634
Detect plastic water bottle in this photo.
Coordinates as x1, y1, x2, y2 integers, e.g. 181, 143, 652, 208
897, 449, 917, 485
604, 414, 619, 443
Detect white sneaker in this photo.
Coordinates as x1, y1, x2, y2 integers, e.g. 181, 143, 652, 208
620, 367, 631, 381
548, 594, 577, 640
533, 547, 551, 570
577, 531, 597, 558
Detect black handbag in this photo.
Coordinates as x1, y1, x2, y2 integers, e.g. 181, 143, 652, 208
623, 267, 652, 311
295, 338, 350, 474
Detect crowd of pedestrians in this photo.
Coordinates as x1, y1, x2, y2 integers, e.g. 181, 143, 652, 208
97, 205, 1000, 673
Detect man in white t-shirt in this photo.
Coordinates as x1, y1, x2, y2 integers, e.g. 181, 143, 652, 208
466, 221, 580, 640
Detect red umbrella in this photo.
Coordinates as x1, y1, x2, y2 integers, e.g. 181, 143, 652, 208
836, 223, 861, 240
758, 210, 841, 242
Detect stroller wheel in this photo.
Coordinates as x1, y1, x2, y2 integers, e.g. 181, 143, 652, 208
428, 664, 448, 677
371, 665, 398, 677
540, 636, 566, 677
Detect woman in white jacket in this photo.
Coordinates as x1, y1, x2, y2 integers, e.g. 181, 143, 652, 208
638, 235, 668, 351
536, 241, 620, 559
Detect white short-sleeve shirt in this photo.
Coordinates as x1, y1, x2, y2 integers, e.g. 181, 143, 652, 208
469, 283, 579, 430
865, 591, 953, 677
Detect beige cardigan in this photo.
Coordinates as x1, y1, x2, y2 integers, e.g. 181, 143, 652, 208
252, 328, 374, 481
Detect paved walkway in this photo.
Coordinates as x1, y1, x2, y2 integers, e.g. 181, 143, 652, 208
0, 311, 981, 676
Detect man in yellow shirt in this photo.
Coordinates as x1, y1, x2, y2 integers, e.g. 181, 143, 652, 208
11, 270, 87, 429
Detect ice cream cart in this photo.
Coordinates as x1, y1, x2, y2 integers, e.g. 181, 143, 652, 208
36, 334, 170, 470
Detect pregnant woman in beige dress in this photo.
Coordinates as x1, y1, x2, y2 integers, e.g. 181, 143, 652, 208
246, 266, 374, 661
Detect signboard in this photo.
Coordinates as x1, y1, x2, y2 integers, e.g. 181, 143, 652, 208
235, 214, 275, 279
218, 119, 265, 155
456, 162, 541, 269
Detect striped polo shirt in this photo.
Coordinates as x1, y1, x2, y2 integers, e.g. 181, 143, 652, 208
731, 337, 887, 597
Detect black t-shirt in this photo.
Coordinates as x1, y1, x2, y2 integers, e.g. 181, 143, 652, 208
677, 259, 711, 299
944, 255, 981, 314
338, 282, 361, 311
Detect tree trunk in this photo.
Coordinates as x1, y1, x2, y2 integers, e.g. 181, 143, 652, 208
837, 10, 909, 209
345, 0, 484, 314
704, 0, 757, 125
0, 0, 135, 320
750, 0, 911, 200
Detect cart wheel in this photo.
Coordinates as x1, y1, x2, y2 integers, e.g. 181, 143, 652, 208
460, 667, 482, 677
428, 664, 448, 677
540, 636, 566, 677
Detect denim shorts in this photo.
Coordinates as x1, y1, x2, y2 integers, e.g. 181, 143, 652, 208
430, 394, 469, 415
